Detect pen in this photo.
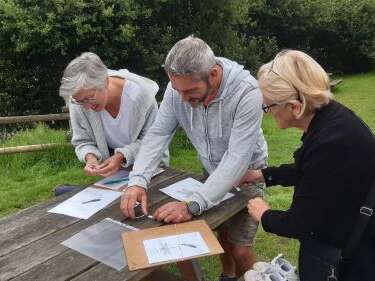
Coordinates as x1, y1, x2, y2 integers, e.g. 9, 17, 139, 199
180, 243, 198, 248
81, 198, 101, 204
102, 177, 129, 185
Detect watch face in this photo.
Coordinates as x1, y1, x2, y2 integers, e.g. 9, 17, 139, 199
188, 201, 200, 215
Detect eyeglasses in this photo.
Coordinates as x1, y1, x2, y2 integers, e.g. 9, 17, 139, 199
70, 93, 97, 106
262, 103, 278, 113
70, 97, 96, 105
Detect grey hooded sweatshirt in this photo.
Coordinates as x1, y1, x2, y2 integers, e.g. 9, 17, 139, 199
128, 57, 268, 211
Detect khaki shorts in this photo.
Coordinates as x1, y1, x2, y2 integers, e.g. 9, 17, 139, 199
201, 168, 266, 247
217, 184, 264, 246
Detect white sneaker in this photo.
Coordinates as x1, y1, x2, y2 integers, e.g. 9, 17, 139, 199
270, 254, 299, 281
253, 261, 271, 272
244, 267, 285, 281
252, 255, 299, 281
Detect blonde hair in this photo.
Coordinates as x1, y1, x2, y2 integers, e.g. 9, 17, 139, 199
257, 50, 333, 118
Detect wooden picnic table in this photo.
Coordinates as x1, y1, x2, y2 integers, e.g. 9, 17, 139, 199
0, 168, 254, 281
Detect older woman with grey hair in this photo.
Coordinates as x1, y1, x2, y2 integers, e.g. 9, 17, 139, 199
59, 52, 169, 181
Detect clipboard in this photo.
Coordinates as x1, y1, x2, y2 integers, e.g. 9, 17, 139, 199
122, 220, 224, 271
94, 168, 165, 191
93, 169, 130, 190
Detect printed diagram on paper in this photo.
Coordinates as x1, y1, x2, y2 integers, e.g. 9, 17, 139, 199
160, 177, 234, 202
143, 232, 210, 264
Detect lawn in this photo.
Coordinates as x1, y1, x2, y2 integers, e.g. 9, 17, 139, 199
0, 72, 374, 280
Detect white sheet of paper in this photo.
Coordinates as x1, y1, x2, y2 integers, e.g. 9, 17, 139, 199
62, 218, 137, 271
48, 187, 122, 219
160, 177, 234, 203
143, 232, 210, 264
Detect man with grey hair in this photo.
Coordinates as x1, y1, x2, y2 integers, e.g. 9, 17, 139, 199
121, 36, 268, 280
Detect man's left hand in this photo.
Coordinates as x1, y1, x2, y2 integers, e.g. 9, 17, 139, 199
95, 152, 124, 177
153, 201, 192, 223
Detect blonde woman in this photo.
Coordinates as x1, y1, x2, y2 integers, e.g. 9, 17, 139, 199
242, 50, 375, 281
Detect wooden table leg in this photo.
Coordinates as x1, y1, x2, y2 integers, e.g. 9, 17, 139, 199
140, 268, 183, 281
177, 260, 204, 281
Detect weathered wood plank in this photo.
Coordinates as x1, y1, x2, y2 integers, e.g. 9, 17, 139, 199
203, 188, 255, 230
0, 169, 181, 258
0, 170, 190, 281
0, 143, 71, 155
330, 78, 343, 89
0, 192, 80, 258
57, 177, 253, 281
11, 250, 96, 281
0, 113, 70, 125
1, 169, 255, 281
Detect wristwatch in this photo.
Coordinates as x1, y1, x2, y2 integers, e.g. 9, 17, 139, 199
186, 201, 201, 216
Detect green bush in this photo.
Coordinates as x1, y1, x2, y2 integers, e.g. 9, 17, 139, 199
0, 0, 374, 116
245, 0, 375, 73
0, 0, 268, 115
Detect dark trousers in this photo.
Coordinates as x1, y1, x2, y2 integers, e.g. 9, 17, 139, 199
299, 234, 375, 281
342, 235, 375, 281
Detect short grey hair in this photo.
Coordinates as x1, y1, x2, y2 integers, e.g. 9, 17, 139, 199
59, 52, 108, 101
164, 35, 216, 79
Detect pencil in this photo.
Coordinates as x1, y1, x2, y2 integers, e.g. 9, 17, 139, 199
102, 177, 129, 185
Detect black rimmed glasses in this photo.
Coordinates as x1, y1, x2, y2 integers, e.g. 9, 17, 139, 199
262, 103, 277, 113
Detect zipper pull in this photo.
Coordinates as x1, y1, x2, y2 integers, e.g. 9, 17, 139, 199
327, 267, 338, 281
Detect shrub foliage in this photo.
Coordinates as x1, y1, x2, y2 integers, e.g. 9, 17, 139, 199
0, 0, 374, 115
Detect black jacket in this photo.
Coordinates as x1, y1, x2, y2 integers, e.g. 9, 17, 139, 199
261, 100, 375, 248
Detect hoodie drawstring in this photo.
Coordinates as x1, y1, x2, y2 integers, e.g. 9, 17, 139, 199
190, 107, 194, 131
218, 100, 223, 137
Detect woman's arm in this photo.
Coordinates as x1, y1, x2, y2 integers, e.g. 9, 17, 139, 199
260, 141, 350, 239
70, 104, 102, 162
262, 163, 299, 187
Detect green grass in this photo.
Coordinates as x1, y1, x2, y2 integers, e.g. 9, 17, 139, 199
1, 72, 375, 280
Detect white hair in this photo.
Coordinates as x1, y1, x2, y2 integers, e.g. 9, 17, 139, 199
59, 52, 108, 102
163, 35, 216, 79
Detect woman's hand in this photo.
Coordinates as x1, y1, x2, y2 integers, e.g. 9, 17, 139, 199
84, 154, 99, 176
247, 197, 270, 222
238, 169, 265, 186
95, 152, 125, 177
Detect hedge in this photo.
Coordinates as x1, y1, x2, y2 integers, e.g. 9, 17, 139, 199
0, 0, 374, 116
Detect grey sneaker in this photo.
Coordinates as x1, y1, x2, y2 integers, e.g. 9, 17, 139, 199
253, 254, 299, 281
245, 266, 285, 281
